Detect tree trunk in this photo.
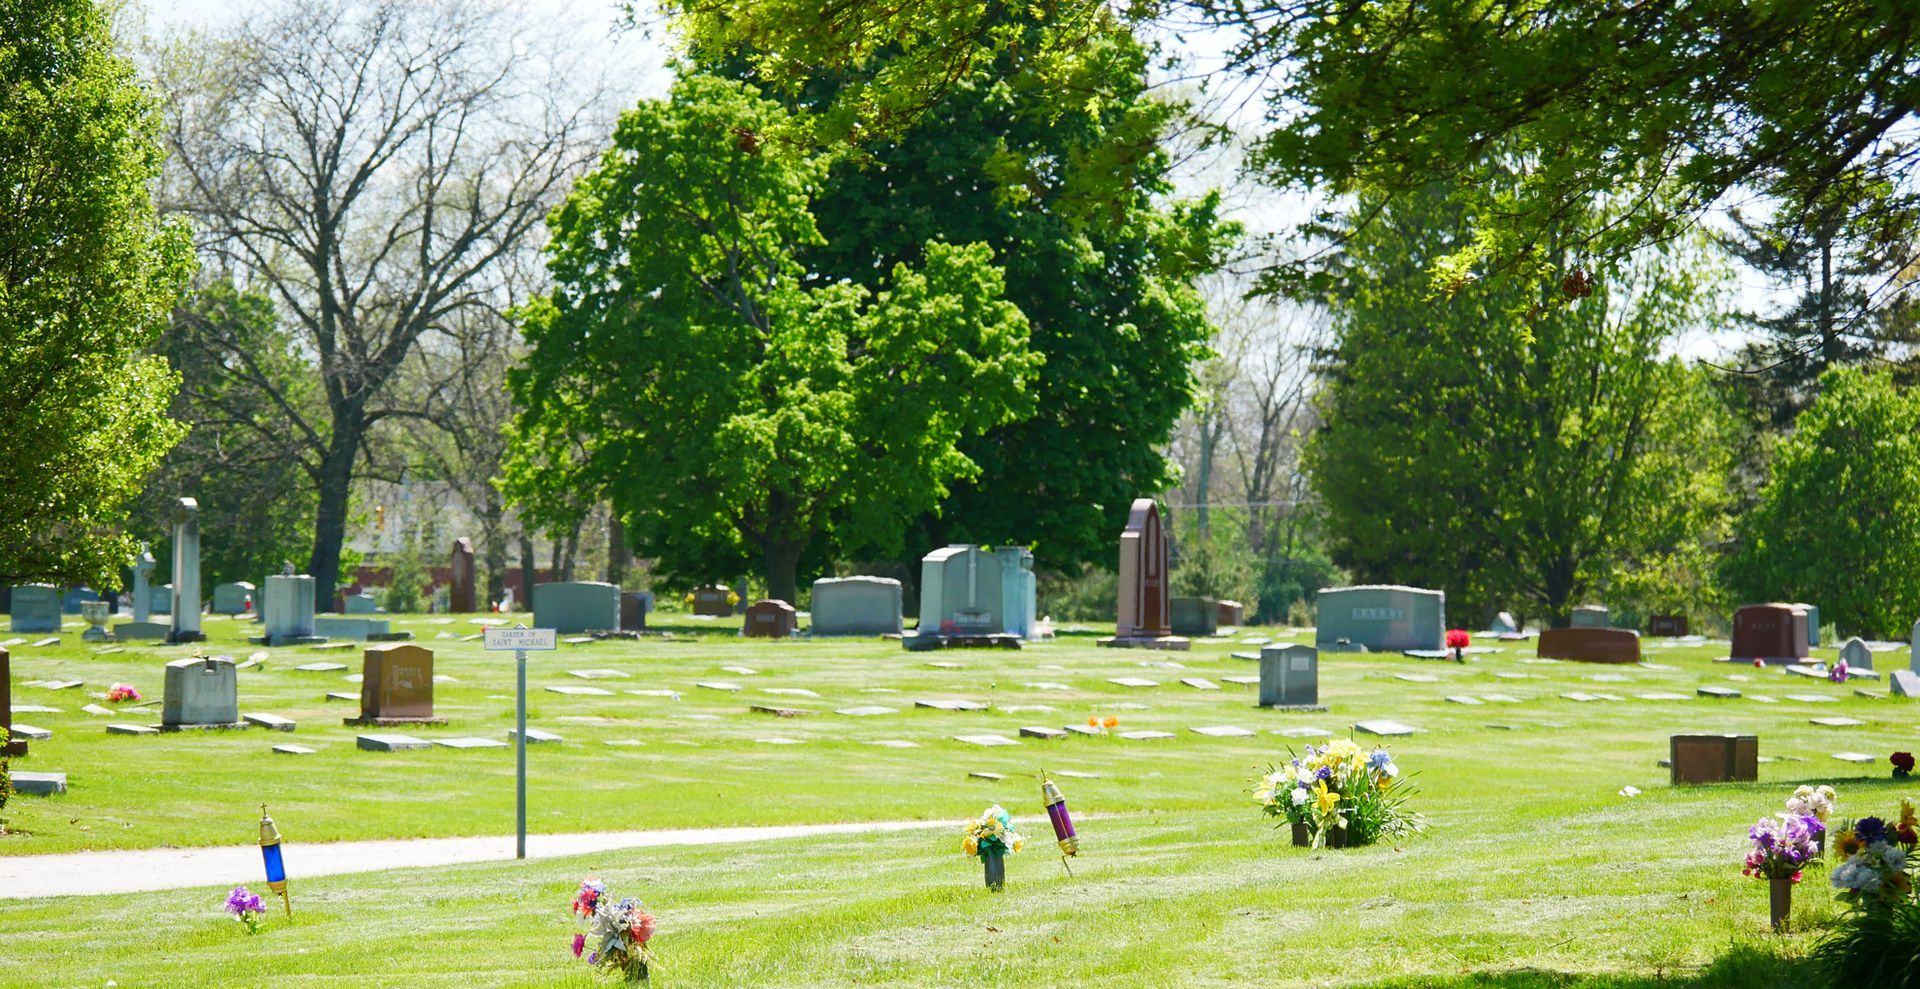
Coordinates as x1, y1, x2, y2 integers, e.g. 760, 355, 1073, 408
605, 510, 627, 587
764, 540, 804, 606
481, 498, 507, 608
1818, 236, 1839, 370
1196, 408, 1216, 539
519, 533, 537, 612
307, 418, 362, 614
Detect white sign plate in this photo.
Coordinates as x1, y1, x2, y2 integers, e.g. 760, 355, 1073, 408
484, 627, 557, 651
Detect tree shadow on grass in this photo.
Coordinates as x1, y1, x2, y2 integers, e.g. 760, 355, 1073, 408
1347, 943, 1816, 989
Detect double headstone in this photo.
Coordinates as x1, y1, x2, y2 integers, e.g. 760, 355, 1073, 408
166, 497, 206, 643
351, 643, 440, 725
1538, 627, 1641, 663
532, 581, 618, 634
810, 577, 902, 636
1257, 643, 1318, 708
1670, 734, 1758, 785
211, 581, 256, 615
1314, 585, 1445, 651
1730, 603, 1809, 664
1569, 605, 1609, 629
162, 655, 239, 728
448, 537, 477, 613
742, 599, 797, 638
8, 585, 60, 634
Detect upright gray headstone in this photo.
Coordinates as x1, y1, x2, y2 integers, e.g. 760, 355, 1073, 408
162, 655, 238, 726
1258, 643, 1318, 707
995, 546, 1037, 638
1570, 605, 1609, 629
810, 576, 903, 636
7, 585, 60, 634
167, 498, 205, 643
1491, 611, 1518, 634
1839, 636, 1874, 672
211, 581, 256, 615
532, 580, 619, 633
918, 545, 1003, 634
1890, 669, 1920, 698
1314, 585, 1445, 651
343, 592, 379, 615
262, 573, 321, 646
149, 583, 172, 616
1910, 618, 1919, 675
1794, 603, 1822, 647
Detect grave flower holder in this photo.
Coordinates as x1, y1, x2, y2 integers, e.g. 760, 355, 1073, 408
1290, 822, 1310, 847
982, 848, 1006, 891
1769, 876, 1792, 931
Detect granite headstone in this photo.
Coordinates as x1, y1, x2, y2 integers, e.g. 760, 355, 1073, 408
810, 577, 903, 636
1314, 585, 1445, 651
166, 497, 206, 643
1730, 604, 1809, 664
8, 585, 59, 634
532, 581, 619, 633
1258, 643, 1318, 708
742, 599, 798, 638
161, 655, 239, 727
449, 537, 476, 613
211, 581, 256, 615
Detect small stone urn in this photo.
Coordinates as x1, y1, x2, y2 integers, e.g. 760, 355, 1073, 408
81, 600, 113, 642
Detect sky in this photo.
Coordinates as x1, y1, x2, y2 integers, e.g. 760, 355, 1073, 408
138, 0, 1755, 362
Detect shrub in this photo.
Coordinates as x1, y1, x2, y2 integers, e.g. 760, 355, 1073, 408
1812, 900, 1920, 989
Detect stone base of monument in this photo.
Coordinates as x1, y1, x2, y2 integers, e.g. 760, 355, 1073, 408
367, 631, 413, 642
1319, 640, 1370, 652
164, 629, 208, 644
1096, 635, 1192, 651
81, 629, 115, 643
343, 716, 448, 727
113, 621, 170, 640
1258, 703, 1329, 712
251, 634, 330, 647
902, 632, 1022, 651
154, 721, 251, 733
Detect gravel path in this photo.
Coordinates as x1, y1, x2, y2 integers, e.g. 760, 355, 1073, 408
0, 819, 950, 899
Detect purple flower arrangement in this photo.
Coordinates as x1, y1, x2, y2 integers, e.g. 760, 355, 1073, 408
1744, 815, 1819, 882
225, 885, 266, 935
1828, 659, 1850, 683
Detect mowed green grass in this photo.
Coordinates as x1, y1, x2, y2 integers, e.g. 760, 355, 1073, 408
1, 612, 1913, 986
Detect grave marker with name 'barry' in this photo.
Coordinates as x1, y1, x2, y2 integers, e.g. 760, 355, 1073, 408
1315, 585, 1444, 651
1730, 604, 1809, 664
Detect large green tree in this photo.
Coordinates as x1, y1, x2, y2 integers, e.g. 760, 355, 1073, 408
728, 19, 1229, 570
0, 0, 190, 588
1305, 181, 1733, 625
505, 74, 1041, 603
1722, 367, 1920, 640
664, 2, 1920, 321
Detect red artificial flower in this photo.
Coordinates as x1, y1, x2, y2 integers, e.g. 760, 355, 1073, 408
1893, 751, 1915, 773
1445, 629, 1470, 649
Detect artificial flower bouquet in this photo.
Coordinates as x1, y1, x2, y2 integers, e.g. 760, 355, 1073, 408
1445, 628, 1470, 662
1784, 784, 1835, 851
1830, 801, 1919, 910
961, 804, 1024, 858
225, 886, 266, 934
1745, 814, 1819, 883
1254, 739, 1422, 849
106, 683, 140, 704
570, 877, 656, 983
1892, 752, 1914, 781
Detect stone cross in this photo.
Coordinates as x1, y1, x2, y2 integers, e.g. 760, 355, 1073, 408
167, 497, 206, 643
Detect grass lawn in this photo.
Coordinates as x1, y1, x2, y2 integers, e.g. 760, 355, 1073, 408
1, 612, 1912, 986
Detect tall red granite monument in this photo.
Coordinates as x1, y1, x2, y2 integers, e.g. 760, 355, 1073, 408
1098, 498, 1189, 651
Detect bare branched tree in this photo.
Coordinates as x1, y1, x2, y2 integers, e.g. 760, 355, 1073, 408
153, 0, 602, 608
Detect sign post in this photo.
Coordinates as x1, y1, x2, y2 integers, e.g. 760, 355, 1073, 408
484, 625, 557, 858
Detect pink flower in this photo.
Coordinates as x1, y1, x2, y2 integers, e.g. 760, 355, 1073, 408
631, 912, 656, 945
571, 933, 585, 958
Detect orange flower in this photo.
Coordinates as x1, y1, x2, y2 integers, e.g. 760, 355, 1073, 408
1087, 716, 1099, 727
1102, 716, 1119, 728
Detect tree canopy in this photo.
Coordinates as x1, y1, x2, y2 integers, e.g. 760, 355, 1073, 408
506, 74, 1042, 603
730, 18, 1231, 571
1304, 179, 1733, 625
0, 0, 191, 588
1722, 367, 1920, 640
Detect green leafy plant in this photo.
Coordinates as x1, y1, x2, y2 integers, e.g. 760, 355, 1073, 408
1812, 900, 1920, 989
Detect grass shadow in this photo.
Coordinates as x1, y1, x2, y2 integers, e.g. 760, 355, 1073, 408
1349, 942, 1814, 989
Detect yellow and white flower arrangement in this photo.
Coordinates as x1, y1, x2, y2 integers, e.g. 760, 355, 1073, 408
1254, 738, 1423, 848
